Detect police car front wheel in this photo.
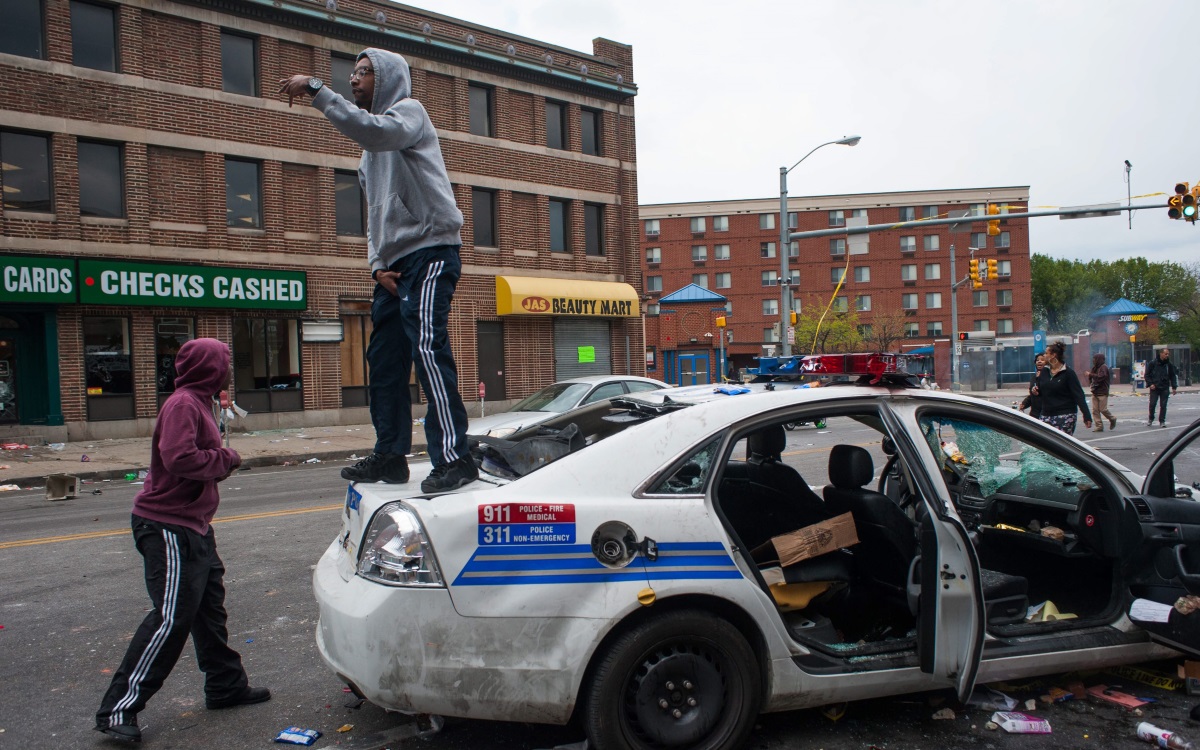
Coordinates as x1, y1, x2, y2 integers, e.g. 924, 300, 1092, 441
583, 609, 761, 750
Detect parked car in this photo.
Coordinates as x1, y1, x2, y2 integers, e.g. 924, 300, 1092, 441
467, 374, 669, 438
313, 354, 1200, 750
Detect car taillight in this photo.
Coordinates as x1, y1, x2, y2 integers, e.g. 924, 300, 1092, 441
357, 503, 445, 587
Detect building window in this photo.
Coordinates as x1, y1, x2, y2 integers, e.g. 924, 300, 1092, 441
971, 232, 987, 249
232, 318, 303, 413
544, 99, 567, 149
923, 235, 940, 251
973, 290, 989, 307
832, 296, 848, 313
853, 266, 870, 283
469, 83, 493, 137
761, 270, 778, 287
690, 216, 706, 233
858, 324, 872, 338
646, 303, 660, 316
998, 260, 1012, 277
901, 293, 918, 310
155, 317, 194, 398
969, 203, 986, 216
584, 202, 604, 256
788, 241, 799, 258
899, 206, 915, 222
224, 158, 261, 228
764, 327, 779, 343
84, 316, 134, 420
763, 299, 779, 316
996, 231, 1011, 248
71, 0, 116, 72
830, 267, 846, 284
830, 238, 846, 256
927, 320, 943, 336
924, 263, 941, 280
340, 305, 371, 408
788, 269, 800, 286
904, 323, 920, 338
581, 107, 601, 156
644, 218, 660, 237
998, 318, 1014, 334
829, 210, 845, 227
78, 140, 124, 218
926, 292, 943, 309
549, 198, 568, 252
714, 244, 730, 260
692, 274, 708, 288
856, 295, 871, 312
330, 53, 355, 101
997, 289, 1013, 306
334, 169, 365, 236
759, 213, 775, 230
647, 276, 662, 293
715, 272, 731, 289
923, 205, 938, 219
220, 31, 257, 96
974, 320, 990, 332
472, 188, 497, 247
713, 215, 729, 232
852, 208, 868, 220
0, 131, 51, 211
691, 245, 707, 262
2, 0, 45, 58
645, 246, 661, 264
900, 236, 916, 253
900, 264, 917, 281
760, 242, 776, 259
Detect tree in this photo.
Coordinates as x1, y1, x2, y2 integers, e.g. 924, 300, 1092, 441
793, 295, 862, 354
1030, 255, 1106, 331
863, 308, 908, 352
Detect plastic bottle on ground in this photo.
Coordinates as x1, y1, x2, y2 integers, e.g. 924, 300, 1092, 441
1138, 722, 1196, 750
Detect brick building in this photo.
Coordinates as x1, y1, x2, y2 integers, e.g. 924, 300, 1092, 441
0, 0, 642, 440
639, 188, 1033, 384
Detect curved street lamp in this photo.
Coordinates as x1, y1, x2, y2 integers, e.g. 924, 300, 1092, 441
779, 135, 861, 357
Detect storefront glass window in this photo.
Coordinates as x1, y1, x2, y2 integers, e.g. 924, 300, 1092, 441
84, 316, 134, 420
232, 318, 302, 412
156, 317, 195, 397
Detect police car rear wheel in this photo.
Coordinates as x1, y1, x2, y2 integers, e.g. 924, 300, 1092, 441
584, 610, 760, 750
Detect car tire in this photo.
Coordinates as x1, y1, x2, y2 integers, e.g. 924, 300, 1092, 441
783, 422, 798, 431
583, 610, 761, 750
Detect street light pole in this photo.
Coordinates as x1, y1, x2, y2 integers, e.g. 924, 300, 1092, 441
779, 135, 861, 357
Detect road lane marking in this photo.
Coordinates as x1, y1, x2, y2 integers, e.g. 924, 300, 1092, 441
0, 503, 342, 550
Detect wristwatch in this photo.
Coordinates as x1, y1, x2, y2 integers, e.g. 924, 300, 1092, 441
306, 77, 324, 96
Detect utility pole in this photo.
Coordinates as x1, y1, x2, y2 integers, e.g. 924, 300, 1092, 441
948, 244, 977, 392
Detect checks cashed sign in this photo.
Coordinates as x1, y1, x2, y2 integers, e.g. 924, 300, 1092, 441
1, 255, 77, 303
77, 259, 307, 310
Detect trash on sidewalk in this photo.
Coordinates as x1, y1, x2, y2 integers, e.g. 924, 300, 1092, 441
1087, 684, 1152, 709
966, 685, 1018, 711
1108, 664, 1183, 692
303, 458, 321, 464
45, 474, 79, 501
80, 454, 90, 462
991, 711, 1051, 734
1180, 661, 1200, 695
47, 443, 65, 451
1137, 721, 1196, 749
273, 727, 321, 745
0, 484, 20, 492
931, 707, 955, 720
0, 443, 29, 451
336, 724, 354, 733
1026, 600, 1077, 622
0, 465, 8, 470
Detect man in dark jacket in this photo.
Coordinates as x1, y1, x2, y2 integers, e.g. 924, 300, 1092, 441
1086, 352, 1117, 432
95, 339, 269, 743
1146, 347, 1179, 427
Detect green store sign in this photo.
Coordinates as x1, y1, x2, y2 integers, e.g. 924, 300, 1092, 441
0, 256, 307, 310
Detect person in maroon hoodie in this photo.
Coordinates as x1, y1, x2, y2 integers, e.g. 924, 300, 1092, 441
95, 339, 269, 743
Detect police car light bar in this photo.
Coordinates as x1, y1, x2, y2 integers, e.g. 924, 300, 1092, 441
797, 352, 908, 382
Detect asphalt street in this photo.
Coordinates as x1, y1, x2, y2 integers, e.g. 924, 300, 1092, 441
1, 395, 1198, 749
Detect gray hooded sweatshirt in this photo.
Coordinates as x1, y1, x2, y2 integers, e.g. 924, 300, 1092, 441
310, 48, 463, 273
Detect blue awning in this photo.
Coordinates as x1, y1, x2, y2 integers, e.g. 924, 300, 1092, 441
906, 346, 935, 356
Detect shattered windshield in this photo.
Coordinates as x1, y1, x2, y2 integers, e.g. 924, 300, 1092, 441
509, 383, 589, 413
920, 415, 1092, 504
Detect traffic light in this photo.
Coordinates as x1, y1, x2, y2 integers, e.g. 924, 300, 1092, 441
1169, 183, 1189, 220
1187, 185, 1200, 222
968, 258, 982, 289
986, 258, 998, 280
789, 310, 798, 325
986, 203, 1002, 236
715, 316, 726, 328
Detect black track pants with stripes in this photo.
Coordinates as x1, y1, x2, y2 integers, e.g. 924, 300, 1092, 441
96, 515, 248, 729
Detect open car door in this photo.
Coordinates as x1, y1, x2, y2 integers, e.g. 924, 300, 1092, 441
1131, 417, 1200, 657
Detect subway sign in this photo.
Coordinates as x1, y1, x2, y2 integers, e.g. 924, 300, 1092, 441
1, 255, 77, 303
77, 259, 307, 310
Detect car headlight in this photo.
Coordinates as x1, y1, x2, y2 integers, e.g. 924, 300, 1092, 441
486, 426, 517, 438
357, 503, 445, 587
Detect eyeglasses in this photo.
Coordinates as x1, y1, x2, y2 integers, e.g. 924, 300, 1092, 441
350, 68, 374, 81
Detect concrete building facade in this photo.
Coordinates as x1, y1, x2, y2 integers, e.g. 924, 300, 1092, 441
0, 0, 642, 440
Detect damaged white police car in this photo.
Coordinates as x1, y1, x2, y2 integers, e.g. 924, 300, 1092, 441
313, 354, 1200, 750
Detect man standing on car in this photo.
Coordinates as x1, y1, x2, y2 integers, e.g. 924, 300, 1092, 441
279, 49, 476, 493
1146, 347, 1179, 428
1086, 352, 1117, 432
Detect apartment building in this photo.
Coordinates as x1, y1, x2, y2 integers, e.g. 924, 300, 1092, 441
0, 0, 641, 440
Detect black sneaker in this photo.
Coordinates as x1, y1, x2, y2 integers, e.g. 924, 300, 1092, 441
95, 723, 141, 743
421, 455, 479, 493
341, 453, 409, 483
206, 685, 272, 710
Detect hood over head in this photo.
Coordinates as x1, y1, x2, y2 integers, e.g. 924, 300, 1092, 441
1093, 352, 1106, 366
172, 338, 230, 395
358, 48, 410, 115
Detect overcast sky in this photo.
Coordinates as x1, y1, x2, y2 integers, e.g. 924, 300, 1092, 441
404, 0, 1198, 265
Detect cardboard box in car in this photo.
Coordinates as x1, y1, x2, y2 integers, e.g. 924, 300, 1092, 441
752, 512, 859, 568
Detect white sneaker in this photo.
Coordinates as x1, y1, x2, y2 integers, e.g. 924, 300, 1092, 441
1161, 421, 1168, 428
1145, 420, 1154, 427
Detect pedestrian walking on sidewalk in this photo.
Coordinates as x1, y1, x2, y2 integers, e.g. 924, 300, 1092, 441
95, 339, 269, 744
1033, 341, 1092, 435
1086, 352, 1117, 432
280, 49, 477, 493
1019, 353, 1046, 418
1146, 347, 1179, 427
